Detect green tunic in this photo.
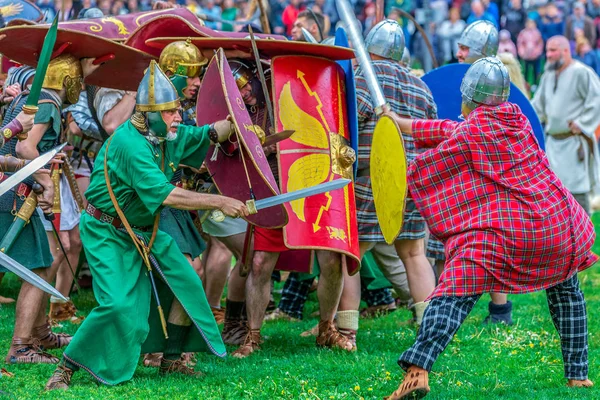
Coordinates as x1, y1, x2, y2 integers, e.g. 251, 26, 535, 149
63, 121, 225, 385
0, 100, 60, 272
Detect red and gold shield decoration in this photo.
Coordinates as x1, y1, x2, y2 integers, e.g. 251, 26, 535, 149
272, 56, 360, 274
196, 49, 287, 229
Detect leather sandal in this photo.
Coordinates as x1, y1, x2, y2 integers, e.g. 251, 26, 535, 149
385, 366, 430, 400
232, 329, 261, 358
32, 320, 72, 350
159, 358, 203, 377
143, 353, 163, 368
5, 337, 59, 364
316, 321, 355, 352
45, 365, 74, 390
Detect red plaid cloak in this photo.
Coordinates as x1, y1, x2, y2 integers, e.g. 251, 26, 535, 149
409, 103, 598, 298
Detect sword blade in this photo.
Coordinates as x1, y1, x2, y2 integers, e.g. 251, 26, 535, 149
0, 251, 67, 301
255, 178, 351, 211
0, 142, 67, 198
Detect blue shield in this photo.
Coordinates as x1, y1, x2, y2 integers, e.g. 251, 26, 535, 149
0, 0, 43, 23
422, 63, 545, 150
334, 27, 359, 178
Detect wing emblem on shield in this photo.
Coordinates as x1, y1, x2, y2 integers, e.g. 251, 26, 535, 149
273, 55, 360, 273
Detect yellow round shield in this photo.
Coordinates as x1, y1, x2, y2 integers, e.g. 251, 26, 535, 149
371, 114, 407, 244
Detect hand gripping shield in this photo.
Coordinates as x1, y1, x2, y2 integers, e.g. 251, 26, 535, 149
196, 49, 287, 228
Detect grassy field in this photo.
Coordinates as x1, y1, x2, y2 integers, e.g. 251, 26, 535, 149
1, 216, 600, 400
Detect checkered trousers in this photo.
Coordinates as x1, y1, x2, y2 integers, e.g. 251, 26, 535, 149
426, 234, 445, 261
398, 275, 588, 379
354, 61, 437, 243
278, 273, 314, 320
362, 285, 395, 307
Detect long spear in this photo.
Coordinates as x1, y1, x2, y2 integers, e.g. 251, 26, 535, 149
335, 0, 408, 244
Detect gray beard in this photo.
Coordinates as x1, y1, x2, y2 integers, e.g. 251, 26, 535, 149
546, 58, 564, 71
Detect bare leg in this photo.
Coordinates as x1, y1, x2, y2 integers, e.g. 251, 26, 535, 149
490, 292, 507, 305
315, 251, 343, 322
203, 238, 232, 308
13, 272, 47, 338
246, 251, 279, 330
227, 261, 247, 302
393, 238, 435, 303
168, 299, 191, 326
338, 241, 372, 311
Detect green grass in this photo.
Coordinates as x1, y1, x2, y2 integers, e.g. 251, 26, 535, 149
1, 218, 600, 400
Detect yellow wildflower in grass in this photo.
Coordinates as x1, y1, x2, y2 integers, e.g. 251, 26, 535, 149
354, 385, 361, 391
368, 387, 373, 391
456, 381, 463, 387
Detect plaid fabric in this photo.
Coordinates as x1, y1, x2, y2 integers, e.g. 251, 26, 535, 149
409, 103, 598, 298
355, 61, 437, 242
278, 273, 314, 320
361, 285, 395, 307
399, 295, 480, 372
426, 234, 445, 261
356, 178, 426, 241
399, 275, 589, 379
547, 275, 588, 380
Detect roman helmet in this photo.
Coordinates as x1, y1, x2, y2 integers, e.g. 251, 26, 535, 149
460, 56, 510, 112
42, 54, 83, 104
131, 60, 180, 139
365, 19, 405, 62
457, 20, 499, 64
159, 39, 207, 97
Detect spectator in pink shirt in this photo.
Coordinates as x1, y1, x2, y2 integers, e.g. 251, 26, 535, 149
498, 29, 517, 57
517, 18, 544, 86
282, 0, 303, 37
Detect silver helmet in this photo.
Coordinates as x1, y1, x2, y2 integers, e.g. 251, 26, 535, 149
400, 47, 411, 67
457, 20, 499, 63
460, 56, 510, 110
365, 19, 405, 62
133, 61, 180, 139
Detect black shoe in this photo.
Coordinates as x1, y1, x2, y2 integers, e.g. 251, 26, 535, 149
483, 301, 513, 325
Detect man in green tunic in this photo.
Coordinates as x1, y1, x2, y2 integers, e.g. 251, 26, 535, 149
45, 60, 248, 390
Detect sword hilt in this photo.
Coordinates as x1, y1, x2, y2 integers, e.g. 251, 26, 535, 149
33, 183, 55, 221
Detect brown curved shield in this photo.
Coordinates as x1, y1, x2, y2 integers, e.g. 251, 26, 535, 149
0, 25, 155, 91
127, 15, 286, 57
125, 13, 215, 57
145, 37, 355, 60
197, 49, 287, 228
54, 9, 202, 41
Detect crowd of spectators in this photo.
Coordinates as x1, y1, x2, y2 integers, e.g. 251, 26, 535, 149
33, 0, 600, 87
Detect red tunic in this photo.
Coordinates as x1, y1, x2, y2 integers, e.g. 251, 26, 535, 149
409, 103, 598, 298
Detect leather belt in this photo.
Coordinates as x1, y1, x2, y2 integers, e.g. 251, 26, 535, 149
86, 203, 152, 232
551, 132, 577, 140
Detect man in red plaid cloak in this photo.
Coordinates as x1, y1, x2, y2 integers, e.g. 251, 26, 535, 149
385, 57, 597, 399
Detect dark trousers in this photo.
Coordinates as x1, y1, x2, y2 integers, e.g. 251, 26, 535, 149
398, 275, 588, 380
524, 58, 542, 85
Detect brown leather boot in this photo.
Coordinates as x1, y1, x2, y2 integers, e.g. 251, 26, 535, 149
5, 337, 59, 364
32, 320, 72, 350
385, 366, 430, 400
159, 357, 203, 377
232, 329, 261, 358
316, 321, 355, 352
45, 365, 74, 390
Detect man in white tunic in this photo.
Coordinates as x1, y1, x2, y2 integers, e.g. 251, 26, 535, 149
532, 35, 600, 213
